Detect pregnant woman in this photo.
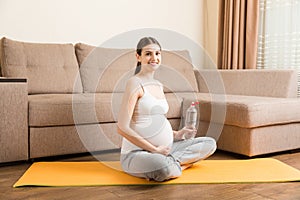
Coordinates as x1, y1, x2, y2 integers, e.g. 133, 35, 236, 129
117, 37, 216, 182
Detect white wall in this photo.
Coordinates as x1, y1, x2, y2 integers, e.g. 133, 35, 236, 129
0, 0, 218, 65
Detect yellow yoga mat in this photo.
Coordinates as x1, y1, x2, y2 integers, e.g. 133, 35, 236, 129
14, 158, 300, 187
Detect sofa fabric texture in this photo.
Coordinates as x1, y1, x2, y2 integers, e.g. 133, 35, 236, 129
194, 69, 298, 98
75, 43, 198, 93
75, 43, 136, 93
28, 93, 182, 127
192, 93, 300, 128
198, 121, 300, 156
0, 81, 28, 162
0, 37, 83, 94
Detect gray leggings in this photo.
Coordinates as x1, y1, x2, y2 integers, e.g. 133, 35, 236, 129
120, 137, 217, 182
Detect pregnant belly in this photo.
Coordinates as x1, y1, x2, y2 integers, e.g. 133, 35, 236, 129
132, 115, 174, 148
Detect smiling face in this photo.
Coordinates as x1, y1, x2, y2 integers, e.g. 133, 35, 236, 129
136, 43, 161, 73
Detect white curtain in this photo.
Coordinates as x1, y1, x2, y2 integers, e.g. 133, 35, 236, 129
257, 0, 300, 97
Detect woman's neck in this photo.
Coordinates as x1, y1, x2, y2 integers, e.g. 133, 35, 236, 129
136, 71, 155, 80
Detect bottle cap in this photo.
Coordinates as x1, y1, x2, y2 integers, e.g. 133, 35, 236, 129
191, 101, 199, 106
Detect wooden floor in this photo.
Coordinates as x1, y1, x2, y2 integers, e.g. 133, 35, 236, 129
1, 150, 300, 200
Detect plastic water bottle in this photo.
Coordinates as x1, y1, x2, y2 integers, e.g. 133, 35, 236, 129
185, 102, 198, 129
184, 102, 198, 139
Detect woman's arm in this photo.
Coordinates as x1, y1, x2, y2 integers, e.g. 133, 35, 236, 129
117, 77, 170, 155
117, 127, 170, 155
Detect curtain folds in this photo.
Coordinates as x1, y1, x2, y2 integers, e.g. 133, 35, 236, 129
217, 0, 259, 69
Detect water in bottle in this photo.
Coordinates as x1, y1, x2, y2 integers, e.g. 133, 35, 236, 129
185, 102, 198, 129
184, 101, 198, 139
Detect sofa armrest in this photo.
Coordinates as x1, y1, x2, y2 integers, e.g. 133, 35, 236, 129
0, 78, 28, 163
194, 69, 298, 98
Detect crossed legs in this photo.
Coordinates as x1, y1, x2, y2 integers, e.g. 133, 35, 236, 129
121, 137, 217, 182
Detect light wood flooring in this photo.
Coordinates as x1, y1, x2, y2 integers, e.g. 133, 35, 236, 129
1, 149, 300, 200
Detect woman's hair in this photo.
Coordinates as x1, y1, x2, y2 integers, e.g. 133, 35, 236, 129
134, 37, 161, 75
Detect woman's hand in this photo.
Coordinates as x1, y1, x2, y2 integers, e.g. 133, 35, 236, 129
175, 127, 197, 141
152, 145, 171, 156
183, 127, 197, 139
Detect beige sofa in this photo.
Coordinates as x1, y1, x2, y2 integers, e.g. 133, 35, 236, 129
0, 37, 300, 163
194, 70, 300, 156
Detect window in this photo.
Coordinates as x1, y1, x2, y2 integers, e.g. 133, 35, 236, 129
257, 0, 300, 96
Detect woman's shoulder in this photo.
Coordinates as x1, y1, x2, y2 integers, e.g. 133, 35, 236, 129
125, 76, 143, 93
126, 76, 142, 86
155, 80, 163, 86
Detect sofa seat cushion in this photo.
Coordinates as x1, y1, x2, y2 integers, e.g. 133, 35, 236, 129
28, 93, 182, 127
195, 93, 300, 128
29, 93, 115, 126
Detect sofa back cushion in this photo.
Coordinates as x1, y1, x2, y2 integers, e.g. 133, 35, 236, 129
75, 43, 136, 93
156, 50, 199, 93
194, 69, 298, 98
75, 43, 198, 93
0, 37, 83, 94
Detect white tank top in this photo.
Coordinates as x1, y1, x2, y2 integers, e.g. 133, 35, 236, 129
121, 79, 174, 154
